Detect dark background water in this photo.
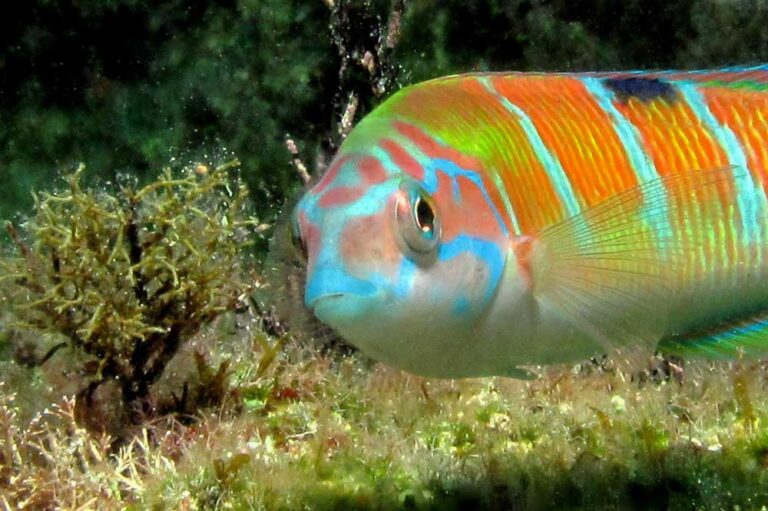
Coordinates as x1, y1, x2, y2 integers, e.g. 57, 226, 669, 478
1, 0, 767, 243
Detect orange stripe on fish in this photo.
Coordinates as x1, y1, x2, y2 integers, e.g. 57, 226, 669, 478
490, 74, 641, 210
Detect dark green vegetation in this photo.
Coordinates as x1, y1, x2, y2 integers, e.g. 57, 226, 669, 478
3, 1, 768, 509
1, 164, 258, 437
3, 0, 768, 229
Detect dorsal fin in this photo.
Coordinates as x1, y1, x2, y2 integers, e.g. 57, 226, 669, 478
532, 166, 743, 354
591, 64, 768, 92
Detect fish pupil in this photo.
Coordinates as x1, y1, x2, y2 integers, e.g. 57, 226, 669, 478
415, 197, 435, 235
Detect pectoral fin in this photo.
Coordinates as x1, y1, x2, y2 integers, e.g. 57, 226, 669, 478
532, 166, 743, 353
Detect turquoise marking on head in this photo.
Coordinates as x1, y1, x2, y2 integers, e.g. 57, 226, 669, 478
292, 131, 513, 375
297, 174, 400, 309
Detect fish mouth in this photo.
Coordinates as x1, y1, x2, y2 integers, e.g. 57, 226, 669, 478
310, 293, 369, 327
308, 293, 344, 311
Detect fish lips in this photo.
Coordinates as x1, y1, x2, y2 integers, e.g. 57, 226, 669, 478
309, 292, 378, 328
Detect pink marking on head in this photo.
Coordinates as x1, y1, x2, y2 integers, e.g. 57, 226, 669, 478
316, 156, 387, 208
426, 169, 506, 246
314, 155, 352, 195
380, 138, 424, 180
454, 175, 507, 239
318, 186, 365, 208
339, 203, 402, 279
393, 121, 443, 159
357, 156, 388, 185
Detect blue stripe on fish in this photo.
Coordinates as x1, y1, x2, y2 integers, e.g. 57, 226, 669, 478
581, 77, 661, 184
677, 82, 763, 245
581, 76, 674, 243
437, 234, 505, 304
305, 266, 378, 305
479, 75, 582, 218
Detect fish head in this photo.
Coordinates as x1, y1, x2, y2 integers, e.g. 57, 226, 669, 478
292, 149, 511, 376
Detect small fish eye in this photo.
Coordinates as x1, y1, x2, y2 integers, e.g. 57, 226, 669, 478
396, 183, 441, 255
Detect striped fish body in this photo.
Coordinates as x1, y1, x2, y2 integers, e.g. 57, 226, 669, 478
292, 67, 768, 378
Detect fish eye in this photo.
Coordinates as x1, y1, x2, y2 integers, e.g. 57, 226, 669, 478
396, 183, 441, 255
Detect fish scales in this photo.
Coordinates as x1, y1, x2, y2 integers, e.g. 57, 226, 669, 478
285, 66, 768, 378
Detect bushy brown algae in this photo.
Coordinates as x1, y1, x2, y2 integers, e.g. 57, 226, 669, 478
0, 162, 259, 436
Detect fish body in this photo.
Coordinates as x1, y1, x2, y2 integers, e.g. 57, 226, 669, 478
290, 66, 768, 378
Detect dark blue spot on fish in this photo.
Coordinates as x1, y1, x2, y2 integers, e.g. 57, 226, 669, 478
603, 77, 676, 102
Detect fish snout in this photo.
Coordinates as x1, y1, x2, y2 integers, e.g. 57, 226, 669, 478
304, 264, 379, 321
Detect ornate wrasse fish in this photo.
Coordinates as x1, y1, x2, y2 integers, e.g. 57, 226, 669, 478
274, 66, 768, 378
